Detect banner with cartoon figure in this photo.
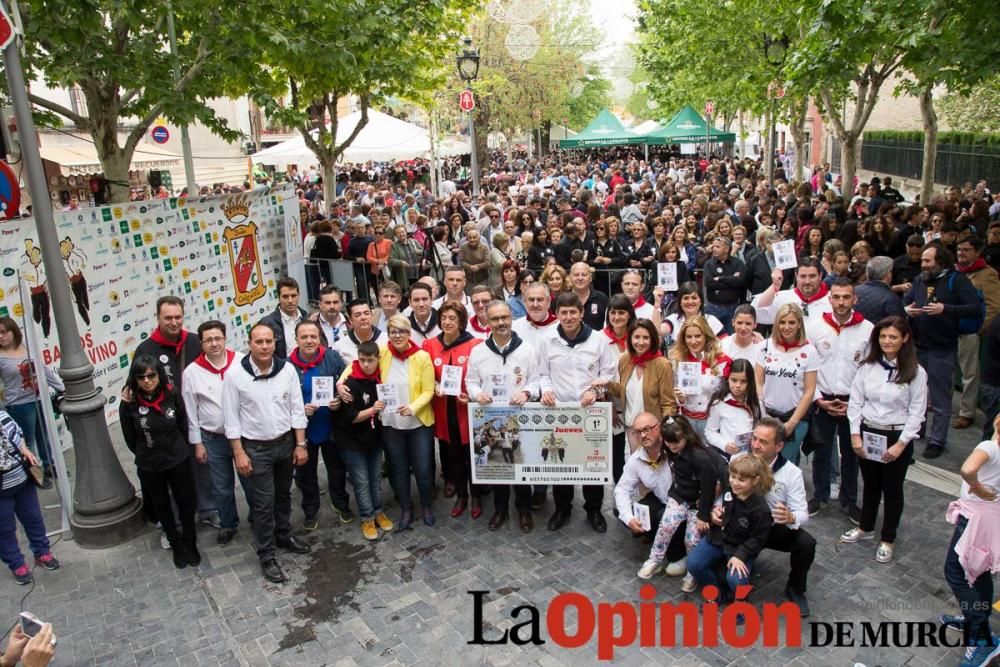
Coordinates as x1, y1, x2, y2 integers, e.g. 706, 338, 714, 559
469, 402, 613, 485
0, 185, 296, 425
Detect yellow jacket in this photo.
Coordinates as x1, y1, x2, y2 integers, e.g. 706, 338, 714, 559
378, 345, 435, 427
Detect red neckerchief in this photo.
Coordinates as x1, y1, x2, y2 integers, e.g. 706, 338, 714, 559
603, 326, 627, 351
793, 281, 829, 305
350, 360, 381, 382
724, 396, 754, 419
389, 340, 421, 361
193, 350, 236, 379
958, 258, 987, 274
137, 390, 167, 414
632, 295, 648, 308
150, 327, 189, 357
530, 312, 558, 327
288, 345, 326, 371
774, 338, 807, 352
469, 317, 491, 334
631, 349, 663, 368
686, 352, 732, 377
822, 311, 865, 333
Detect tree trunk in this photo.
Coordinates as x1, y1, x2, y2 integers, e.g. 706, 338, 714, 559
788, 98, 809, 183
100, 150, 131, 204
738, 111, 746, 159
841, 135, 858, 199
322, 160, 337, 211
541, 120, 551, 157
919, 86, 937, 206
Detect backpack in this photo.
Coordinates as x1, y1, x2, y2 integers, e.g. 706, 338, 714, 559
947, 271, 986, 335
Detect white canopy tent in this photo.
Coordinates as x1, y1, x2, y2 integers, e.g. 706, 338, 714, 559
251, 109, 466, 167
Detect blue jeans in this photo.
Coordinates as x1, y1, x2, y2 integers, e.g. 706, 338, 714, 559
0, 480, 50, 571
382, 425, 434, 513
705, 302, 738, 335
980, 382, 1000, 442
917, 347, 956, 449
944, 516, 994, 645
6, 401, 52, 469
340, 447, 384, 520
202, 431, 254, 530
778, 419, 809, 467
687, 539, 754, 600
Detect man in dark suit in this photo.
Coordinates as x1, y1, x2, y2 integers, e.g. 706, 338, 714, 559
259, 277, 309, 360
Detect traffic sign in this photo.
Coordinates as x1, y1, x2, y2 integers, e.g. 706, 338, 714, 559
0, 161, 21, 220
704, 101, 714, 116
0, 4, 14, 51
459, 90, 475, 112
150, 125, 170, 144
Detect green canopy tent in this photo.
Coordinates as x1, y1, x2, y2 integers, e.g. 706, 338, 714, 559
558, 109, 644, 148
643, 105, 736, 144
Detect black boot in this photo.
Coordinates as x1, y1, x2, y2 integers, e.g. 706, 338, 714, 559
183, 533, 201, 567
168, 535, 187, 569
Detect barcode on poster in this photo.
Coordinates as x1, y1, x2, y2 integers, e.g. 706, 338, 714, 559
522, 466, 576, 473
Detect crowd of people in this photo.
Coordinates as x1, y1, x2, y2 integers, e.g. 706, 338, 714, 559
4, 149, 1000, 665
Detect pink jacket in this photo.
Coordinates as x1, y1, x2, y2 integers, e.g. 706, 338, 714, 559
946, 499, 1000, 586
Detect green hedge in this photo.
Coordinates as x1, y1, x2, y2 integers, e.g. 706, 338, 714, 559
864, 130, 1000, 147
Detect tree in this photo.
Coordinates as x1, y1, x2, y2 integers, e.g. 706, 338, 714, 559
938, 82, 1000, 134
256, 0, 475, 206
19, 0, 273, 202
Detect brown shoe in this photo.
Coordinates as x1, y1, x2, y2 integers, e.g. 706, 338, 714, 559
488, 510, 508, 531
443, 482, 456, 498
519, 511, 534, 533
952, 416, 973, 430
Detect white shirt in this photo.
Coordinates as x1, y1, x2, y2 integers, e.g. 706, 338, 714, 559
433, 293, 472, 311
222, 357, 307, 441
538, 326, 618, 401
318, 314, 349, 347
380, 356, 421, 430
466, 336, 540, 401
848, 361, 928, 445
733, 452, 809, 530
756, 340, 820, 415
408, 318, 441, 346
751, 288, 832, 326
665, 312, 725, 338
280, 311, 301, 356
334, 329, 388, 367
614, 447, 673, 525
181, 354, 232, 441
721, 336, 759, 363
960, 441, 1000, 501
704, 394, 761, 456
512, 316, 557, 350
805, 313, 872, 399
466, 318, 491, 340
674, 356, 727, 417
624, 372, 645, 427
633, 301, 655, 321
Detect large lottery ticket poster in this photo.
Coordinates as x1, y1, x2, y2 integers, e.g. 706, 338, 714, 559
469, 403, 613, 485
0, 185, 296, 425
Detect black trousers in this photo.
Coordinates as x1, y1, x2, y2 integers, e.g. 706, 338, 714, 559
137, 458, 197, 544
294, 437, 349, 518
553, 484, 603, 513
764, 524, 817, 594
442, 440, 481, 499
612, 431, 627, 485
858, 427, 910, 543
31, 290, 51, 337
493, 484, 531, 513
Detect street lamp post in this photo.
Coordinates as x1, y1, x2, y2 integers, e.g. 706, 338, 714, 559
456, 37, 480, 196
2, 6, 145, 546
763, 34, 788, 188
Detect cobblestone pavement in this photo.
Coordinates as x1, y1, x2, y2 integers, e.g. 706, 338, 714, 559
2, 398, 994, 666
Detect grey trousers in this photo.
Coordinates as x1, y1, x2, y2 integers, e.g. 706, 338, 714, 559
956, 333, 981, 419
243, 433, 294, 562
917, 347, 957, 449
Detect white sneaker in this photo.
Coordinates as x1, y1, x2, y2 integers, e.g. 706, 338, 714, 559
839, 527, 874, 543
681, 573, 697, 593
876, 542, 894, 563
665, 557, 688, 577
159, 531, 170, 550
637, 559, 662, 579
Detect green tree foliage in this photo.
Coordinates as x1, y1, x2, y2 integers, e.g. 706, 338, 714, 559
939, 82, 1000, 134
19, 0, 274, 201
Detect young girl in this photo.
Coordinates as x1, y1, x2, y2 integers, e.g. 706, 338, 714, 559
671, 316, 732, 437
687, 454, 774, 602
638, 417, 722, 595
705, 359, 763, 459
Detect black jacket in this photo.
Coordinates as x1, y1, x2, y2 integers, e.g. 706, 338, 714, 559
703, 255, 747, 305
120, 390, 190, 472
668, 445, 726, 522
904, 268, 981, 349
134, 331, 201, 391
709, 492, 773, 563
259, 306, 309, 360
892, 254, 922, 287
333, 376, 381, 451
854, 280, 905, 324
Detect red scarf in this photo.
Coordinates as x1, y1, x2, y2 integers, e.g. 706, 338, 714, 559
288, 345, 326, 371
687, 352, 732, 377
193, 350, 236, 379
724, 396, 754, 419
793, 281, 829, 305
603, 326, 627, 351
632, 295, 648, 308
822, 311, 865, 333
774, 339, 807, 352
469, 317, 491, 334
137, 390, 167, 414
350, 360, 381, 382
631, 349, 663, 368
150, 327, 189, 357
958, 258, 987, 274
389, 340, 421, 361
530, 312, 558, 327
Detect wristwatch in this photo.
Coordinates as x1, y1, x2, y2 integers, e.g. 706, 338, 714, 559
295, 442, 307, 448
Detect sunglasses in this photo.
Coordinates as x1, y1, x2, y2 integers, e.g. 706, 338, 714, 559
137, 372, 158, 381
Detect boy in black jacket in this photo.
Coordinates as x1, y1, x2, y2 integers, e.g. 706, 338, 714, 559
334, 342, 394, 540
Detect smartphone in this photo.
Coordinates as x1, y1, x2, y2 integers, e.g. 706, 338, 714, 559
19, 611, 44, 638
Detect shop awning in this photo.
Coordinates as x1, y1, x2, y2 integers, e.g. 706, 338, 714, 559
39, 143, 182, 175
643, 106, 736, 144
558, 109, 643, 148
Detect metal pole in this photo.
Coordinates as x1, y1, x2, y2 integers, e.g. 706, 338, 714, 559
705, 113, 710, 161
766, 99, 776, 186
2, 13, 145, 547
166, 5, 197, 195
428, 112, 438, 197
468, 89, 480, 196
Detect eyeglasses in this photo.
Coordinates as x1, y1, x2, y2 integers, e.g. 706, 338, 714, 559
137, 372, 158, 380
375, 230, 385, 235
201, 336, 225, 344
629, 424, 657, 436
388, 329, 409, 336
